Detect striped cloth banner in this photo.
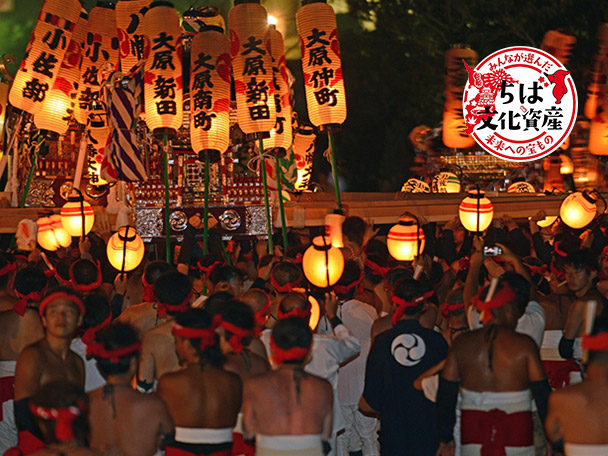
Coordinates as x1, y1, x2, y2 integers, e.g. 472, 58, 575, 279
101, 66, 147, 182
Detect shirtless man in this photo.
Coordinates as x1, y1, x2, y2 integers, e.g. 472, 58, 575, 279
14, 289, 86, 454
157, 308, 242, 455
138, 272, 192, 392
88, 322, 174, 456
436, 279, 551, 456
559, 249, 605, 360
241, 288, 272, 334
0, 254, 18, 312
117, 260, 174, 338
243, 317, 333, 456
27, 381, 95, 456
546, 316, 608, 455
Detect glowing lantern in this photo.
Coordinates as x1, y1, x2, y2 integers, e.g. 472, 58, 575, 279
585, 24, 608, 119
296, 1, 347, 128
443, 100, 475, 149
537, 216, 558, 228
37, 215, 72, 251
61, 193, 95, 237
107, 226, 145, 273
229, 1, 276, 134
401, 178, 430, 193
302, 235, 344, 288
459, 189, 494, 233
387, 215, 425, 262
73, 2, 119, 125
325, 212, 344, 248
116, 0, 150, 72
559, 191, 598, 229
432, 171, 460, 193
189, 26, 231, 159
541, 30, 577, 66
589, 114, 608, 156
507, 181, 536, 193
560, 154, 574, 174
34, 9, 88, 135
9, 0, 81, 115
263, 23, 293, 153
143, 1, 182, 133
293, 123, 316, 191
308, 295, 320, 330
86, 103, 110, 186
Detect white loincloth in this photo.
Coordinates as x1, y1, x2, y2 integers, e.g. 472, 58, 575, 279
256, 434, 323, 456
0, 361, 16, 379
174, 427, 233, 444
460, 389, 534, 456
564, 443, 608, 456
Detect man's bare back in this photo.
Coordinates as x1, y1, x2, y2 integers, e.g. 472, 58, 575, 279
0, 293, 18, 313
88, 385, 173, 456
117, 302, 161, 338
138, 320, 180, 385
224, 350, 269, 382
243, 368, 332, 438
157, 364, 242, 428
30, 447, 98, 455
450, 326, 544, 391
0, 309, 44, 360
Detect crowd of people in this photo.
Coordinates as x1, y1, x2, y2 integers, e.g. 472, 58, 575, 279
0, 211, 607, 456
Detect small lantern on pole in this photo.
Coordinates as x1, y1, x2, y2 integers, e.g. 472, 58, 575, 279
387, 214, 425, 262
458, 187, 494, 233
302, 235, 344, 288
37, 215, 72, 252
61, 188, 95, 238
107, 226, 145, 274
560, 190, 605, 229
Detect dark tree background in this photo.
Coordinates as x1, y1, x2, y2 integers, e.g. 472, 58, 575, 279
329, 0, 608, 192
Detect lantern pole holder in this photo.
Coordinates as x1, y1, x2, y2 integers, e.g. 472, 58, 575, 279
155, 128, 176, 264
68, 187, 87, 239
315, 235, 332, 289
256, 133, 274, 254
118, 225, 137, 276
398, 212, 422, 259
270, 147, 289, 253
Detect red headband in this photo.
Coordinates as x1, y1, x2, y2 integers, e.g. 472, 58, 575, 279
141, 275, 155, 303
392, 290, 435, 325
458, 256, 471, 270
81, 313, 112, 346
39, 292, 85, 317
582, 332, 608, 352
293, 253, 303, 264
29, 402, 85, 442
554, 241, 568, 258
69, 261, 102, 293
219, 319, 254, 354
333, 270, 364, 295
0, 262, 17, 277
198, 260, 222, 275
603, 246, 608, 257
270, 272, 301, 294
254, 290, 272, 330
86, 340, 141, 362
270, 336, 310, 365
440, 301, 465, 318
14, 286, 48, 316
550, 259, 566, 281
278, 301, 311, 320
528, 265, 548, 277
364, 259, 390, 278
171, 316, 221, 350
54, 268, 73, 286
157, 291, 192, 318
472, 285, 517, 324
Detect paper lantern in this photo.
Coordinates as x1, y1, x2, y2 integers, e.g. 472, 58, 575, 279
585, 24, 608, 119
387, 216, 425, 262
229, 1, 276, 134
537, 216, 558, 228
308, 295, 320, 330
432, 171, 460, 193
293, 123, 316, 191
73, 2, 119, 125
86, 104, 110, 186
296, 1, 346, 128
143, 1, 183, 133
116, 0, 151, 72
61, 194, 95, 237
589, 114, 608, 156
9, 0, 81, 115
34, 9, 88, 135
263, 24, 293, 152
107, 226, 145, 273
302, 235, 344, 288
325, 212, 344, 248
37, 215, 72, 251
459, 189, 494, 233
541, 30, 577, 66
507, 181, 536, 193
443, 100, 475, 149
560, 191, 598, 229
444, 45, 478, 102
189, 27, 231, 158
401, 178, 430, 193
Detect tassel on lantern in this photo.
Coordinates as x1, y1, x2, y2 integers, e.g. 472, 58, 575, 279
9, 0, 82, 115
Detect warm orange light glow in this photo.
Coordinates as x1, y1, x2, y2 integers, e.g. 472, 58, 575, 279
537, 215, 558, 228
107, 226, 145, 272
459, 190, 494, 232
61, 196, 95, 237
308, 295, 320, 331
37, 215, 72, 251
387, 216, 425, 262
302, 236, 344, 288
325, 213, 345, 249
560, 191, 597, 229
